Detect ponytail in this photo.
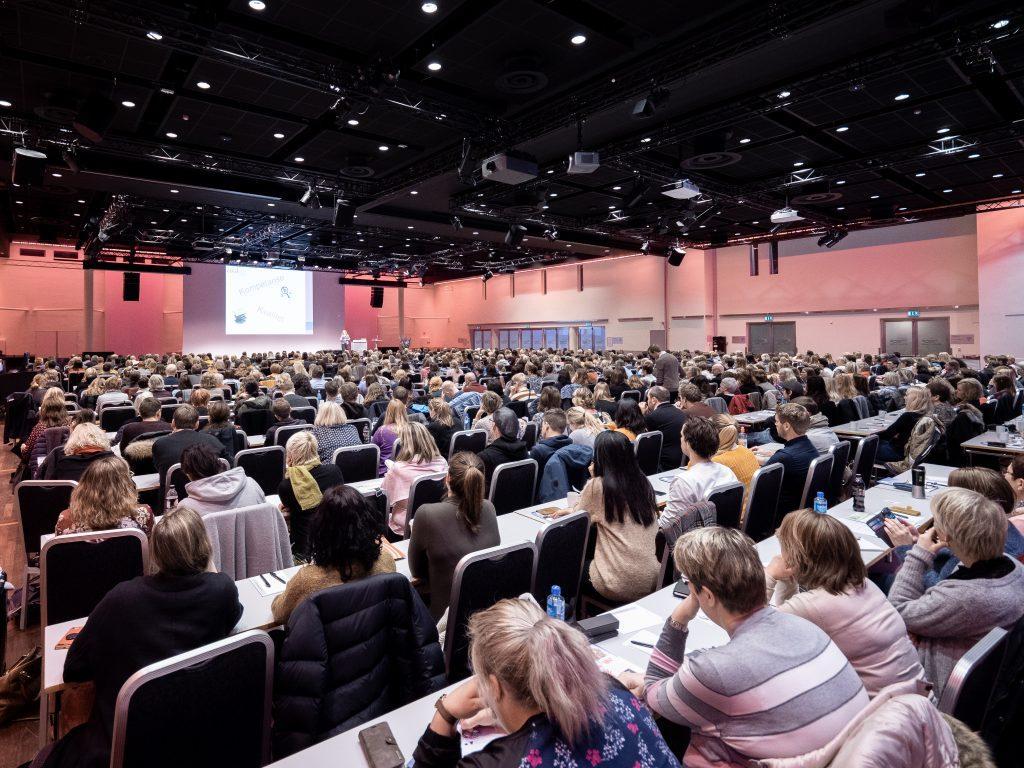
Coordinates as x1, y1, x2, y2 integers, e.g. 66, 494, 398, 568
448, 451, 485, 533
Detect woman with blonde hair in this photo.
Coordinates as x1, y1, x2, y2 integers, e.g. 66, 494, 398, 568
55, 455, 154, 535
381, 421, 449, 535
565, 406, 605, 448
412, 598, 674, 767
79, 374, 106, 410
277, 430, 345, 559
875, 386, 932, 462
42, 422, 113, 481
22, 387, 70, 464
372, 398, 408, 475
425, 398, 457, 457
571, 386, 610, 424
710, 413, 760, 496
507, 372, 533, 402
310, 400, 361, 463
473, 391, 503, 443
592, 381, 617, 418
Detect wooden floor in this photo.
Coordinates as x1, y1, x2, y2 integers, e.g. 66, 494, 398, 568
0, 426, 45, 768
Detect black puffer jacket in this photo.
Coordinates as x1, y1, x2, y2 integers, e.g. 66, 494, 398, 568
272, 572, 446, 758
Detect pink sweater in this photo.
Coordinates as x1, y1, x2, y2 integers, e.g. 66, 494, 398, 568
381, 457, 449, 534
767, 576, 928, 697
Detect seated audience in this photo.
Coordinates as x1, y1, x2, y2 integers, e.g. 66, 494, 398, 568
22, 387, 70, 464
472, 391, 503, 443
42, 423, 115, 481
767, 509, 926, 696
571, 387, 611, 424
888, 487, 1024, 699
41, 507, 241, 768
408, 452, 500, 621
202, 401, 237, 460
764, 403, 818, 521
381, 421, 449, 535
372, 398, 408, 474
271, 485, 396, 624
528, 409, 571, 476
676, 382, 716, 419
663, 416, 738, 531
791, 396, 840, 454
235, 380, 271, 414
265, 397, 302, 445
95, 376, 131, 412
278, 431, 345, 559
710, 413, 760, 494
528, 385, 562, 426
946, 378, 986, 465
54, 455, 154, 535
311, 401, 362, 463
412, 598, 677, 768
425, 398, 457, 457
1005, 455, 1024, 535
607, 398, 646, 441
278, 374, 308, 409
477, 408, 528, 486
133, 374, 170, 409
644, 385, 686, 470
565, 406, 605, 448
592, 381, 617, 417
152, 405, 230, 487
113, 396, 171, 447
339, 382, 366, 420
177, 443, 265, 516
188, 387, 211, 416
926, 377, 957, 427
876, 387, 931, 462
628, 527, 868, 765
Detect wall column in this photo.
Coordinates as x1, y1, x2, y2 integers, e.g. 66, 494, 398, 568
84, 268, 95, 351
397, 285, 406, 343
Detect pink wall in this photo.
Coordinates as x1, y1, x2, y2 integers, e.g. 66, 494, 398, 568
100, 269, 183, 355
977, 206, 1024, 357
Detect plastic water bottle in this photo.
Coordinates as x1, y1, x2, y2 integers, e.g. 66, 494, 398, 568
546, 585, 566, 621
851, 474, 866, 514
813, 491, 828, 514
164, 485, 178, 513
738, 426, 748, 448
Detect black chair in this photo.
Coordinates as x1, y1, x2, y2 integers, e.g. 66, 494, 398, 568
531, 510, 590, 620
521, 421, 538, 450
826, 441, 851, 505
488, 458, 538, 515
445, 542, 535, 679
333, 443, 380, 483
110, 631, 273, 768
507, 400, 529, 418
707, 481, 745, 529
938, 625, 1010, 731
448, 429, 487, 460
100, 406, 139, 433
165, 463, 191, 504
403, 472, 447, 537
234, 446, 286, 495
160, 403, 178, 423
465, 406, 480, 425
654, 530, 675, 590
348, 417, 371, 443
634, 431, 663, 475
368, 400, 389, 421
292, 406, 317, 425
274, 423, 312, 448
620, 389, 641, 402
305, 396, 318, 408
744, 464, 784, 543
237, 409, 275, 437
40, 529, 148, 626
852, 434, 879, 487
15, 480, 77, 629
798, 454, 834, 509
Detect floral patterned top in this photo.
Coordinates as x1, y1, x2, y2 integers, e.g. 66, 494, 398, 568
55, 505, 155, 536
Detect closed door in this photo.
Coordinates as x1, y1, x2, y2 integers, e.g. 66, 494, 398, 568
916, 318, 950, 355
882, 320, 914, 356
747, 322, 796, 355
881, 318, 949, 355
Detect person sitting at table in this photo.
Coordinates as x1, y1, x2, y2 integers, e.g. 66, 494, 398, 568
372, 398, 408, 474
201, 400, 238, 461
622, 527, 868, 766
888, 487, 1024, 699
21, 387, 71, 465
766, 509, 926, 697
643, 385, 687, 470
37, 507, 242, 768
411, 598, 678, 768
926, 378, 957, 428
113, 396, 171, 448
987, 373, 1017, 424
54, 454, 154, 535
565, 406, 605, 449
1004, 455, 1024, 535
764, 403, 818, 522
876, 387, 932, 462
152, 405, 231, 489
946, 378, 986, 466
791, 396, 840, 454
528, 409, 571, 477
176, 443, 265, 517
472, 391, 503, 444
265, 397, 303, 446
271, 484, 396, 624
311, 401, 362, 463
676, 382, 716, 419
278, 430, 345, 559
662, 416, 738, 533
477, 408, 528, 486
381, 421, 449, 536
41, 422, 116, 482
710, 413, 760, 499
607, 397, 646, 441
408, 451, 500, 621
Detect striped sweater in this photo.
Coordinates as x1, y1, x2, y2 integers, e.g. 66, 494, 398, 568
644, 607, 869, 766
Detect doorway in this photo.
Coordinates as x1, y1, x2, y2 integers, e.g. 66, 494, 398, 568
747, 322, 797, 355
881, 317, 950, 356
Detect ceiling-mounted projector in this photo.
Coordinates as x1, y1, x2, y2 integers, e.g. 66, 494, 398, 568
660, 179, 700, 200
481, 151, 538, 184
567, 151, 600, 174
770, 207, 804, 224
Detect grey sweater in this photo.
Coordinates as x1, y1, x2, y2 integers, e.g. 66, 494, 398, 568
888, 545, 1024, 700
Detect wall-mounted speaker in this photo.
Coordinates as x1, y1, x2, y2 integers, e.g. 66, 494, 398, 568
123, 271, 140, 301
712, 335, 727, 353
369, 286, 384, 308
12, 147, 48, 187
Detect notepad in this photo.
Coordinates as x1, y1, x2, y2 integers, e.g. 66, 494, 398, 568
253, 575, 287, 597
611, 605, 663, 634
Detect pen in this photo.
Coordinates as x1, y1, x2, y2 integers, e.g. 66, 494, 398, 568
259, 574, 270, 587
269, 571, 287, 584
629, 639, 655, 648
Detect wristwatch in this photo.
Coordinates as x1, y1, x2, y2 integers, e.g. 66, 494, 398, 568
435, 694, 458, 726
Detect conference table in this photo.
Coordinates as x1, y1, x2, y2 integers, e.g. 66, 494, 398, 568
833, 409, 905, 439
732, 410, 777, 427
960, 429, 1024, 463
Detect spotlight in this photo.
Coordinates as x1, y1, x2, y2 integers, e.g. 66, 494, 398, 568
299, 186, 314, 206
632, 88, 670, 119
482, 270, 493, 282
451, 215, 462, 231
543, 228, 558, 241
667, 244, 686, 267
817, 228, 848, 248
640, 240, 650, 253
505, 224, 526, 247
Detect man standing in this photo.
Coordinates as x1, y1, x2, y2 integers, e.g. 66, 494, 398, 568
651, 345, 680, 394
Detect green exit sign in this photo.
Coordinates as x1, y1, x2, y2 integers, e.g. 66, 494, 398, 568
764, 314, 774, 322
907, 309, 920, 317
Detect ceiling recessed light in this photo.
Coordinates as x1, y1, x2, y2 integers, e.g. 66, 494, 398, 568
570, 34, 587, 45
77, 199, 85, 203
640, 137, 651, 143
777, 90, 791, 99
991, 19, 1009, 29
0, 99, 12, 108
894, 93, 910, 101
870, 194, 879, 199
472, 231, 479, 235
273, 132, 285, 139
836, 125, 849, 132
165, 131, 177, 138
410, 190, 419, 195
421, 2, 438, 12
73, 212, 81, 217
1013, 189, 1022, 194
170, 188, 179, 193
180, 218, 188, 222
407, 225, 414, 229
196, 81, 211, 89
248, 0, 266, 9
993, 173, 1004, 178
943, 188, 953, 193
121, 100, 135, 108
968, 153, 980, 159
793, 161, 804, 167
612, 186, 622, 191
146, 31, 163, 40
914, 172, 926, 177
608, 205, 616, 209
836, 180, 846, 185
151, 220, 157, 224
14, 200, 23, 205
549, 193, 559, 198
836, 206, 845, 211
936, 127, 950, 134
427, 61, 442, 71
346, 118, 359, 126
899, 206, 908, 211
267, 202, 275, 207
379, 145, 390, 151
51, 172, 62, 178
294, 156, 304, 162
739, 137, 751, 144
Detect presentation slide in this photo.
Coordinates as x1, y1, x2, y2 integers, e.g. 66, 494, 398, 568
224, 266, 314, 335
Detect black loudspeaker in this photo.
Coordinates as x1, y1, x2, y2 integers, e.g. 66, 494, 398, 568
12, 147, 48, 186
123, 272, 141, 301
712, 335, 727, 353
334, 200, 355, 227
369, 286, 384, 308
667, 249, 686, 267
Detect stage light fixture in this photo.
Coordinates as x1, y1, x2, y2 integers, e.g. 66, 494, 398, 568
667, 244, 686, 267
543, 228, 558, 241
632, 88, 670, 119
505, 224, 526, 247
482, 270, 493, 282
299, 186, 313, 206
640, 240, 650, 253
451, 215, 462, 231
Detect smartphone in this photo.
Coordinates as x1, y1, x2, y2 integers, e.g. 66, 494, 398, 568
358, 723, 405, 768
865, 509, 898, 547
673, 579, 690, 598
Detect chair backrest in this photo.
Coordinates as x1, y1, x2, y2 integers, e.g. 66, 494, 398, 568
41, 528, 148, 626
404, 472, 447, 537
236, 408, 275, 436
110, 630, 273, 768
826, 441, 852, 505
488, 458, 538, 515
521, 421, 538, 449
166, 463, 190, 503
332, 443, 380, 483
620, 389, 641, 401
15, 480, 77, 559
369, 400, 389, 420
347, 417, 371, 443
305, 396, 318, 408
706, 396, 727, 414
799, 454, 834, 509
233, 446, 286, 495
448, 429, 487, 460
506, 400, 529, 418
938, 626, 1009, 731
634, 431, 663, 475
744, 463, 783, 542
654, 530, 675, 589
852, 434, 879, 487
100, 405, 138, 432
273, 423, 313, 448
444, 542, 535, 679
465, 405, 480, 425
160, 403, 178, 423
292, 406, 317, 425
531, 510, 590, 620
707, 481, 745, 529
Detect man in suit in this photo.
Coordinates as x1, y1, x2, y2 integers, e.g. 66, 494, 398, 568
643, 385, 687, 471
152, 404, 231, 489
764, 403, 819, 523
651, 345, 680, 394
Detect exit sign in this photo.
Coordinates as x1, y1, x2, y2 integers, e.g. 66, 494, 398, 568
764, 314, 774, 322
907, 309, 920, 317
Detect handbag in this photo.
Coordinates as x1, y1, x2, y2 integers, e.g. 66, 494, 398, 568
0, 646, 42, 725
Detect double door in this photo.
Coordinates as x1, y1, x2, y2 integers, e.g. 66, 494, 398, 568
881, 318, 950, 355
747, 322, 796, 355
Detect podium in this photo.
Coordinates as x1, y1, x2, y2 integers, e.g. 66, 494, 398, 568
351, 338, 368, 352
